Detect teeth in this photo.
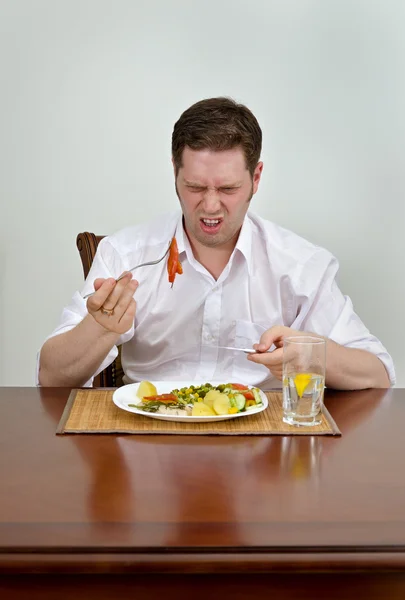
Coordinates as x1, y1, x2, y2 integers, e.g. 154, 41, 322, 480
202, 219, 220, 225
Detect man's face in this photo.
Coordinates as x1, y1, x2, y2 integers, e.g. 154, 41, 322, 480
175, 146, 263, 249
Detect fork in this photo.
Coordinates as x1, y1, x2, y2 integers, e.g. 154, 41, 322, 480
82, 242, 171, 300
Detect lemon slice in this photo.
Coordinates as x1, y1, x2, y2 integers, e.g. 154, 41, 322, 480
203, 389, 222, 408
136, 380, 157, 400
294, 373, 312, 398
213, 393, 231, 415
192, 403, 216, 416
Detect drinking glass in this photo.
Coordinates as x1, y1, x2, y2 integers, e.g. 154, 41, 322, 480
282, 336, 326, 426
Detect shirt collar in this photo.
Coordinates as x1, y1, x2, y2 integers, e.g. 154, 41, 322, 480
174, 211, 253, 275
234, 212, 253, 275
174, 213, 187, 254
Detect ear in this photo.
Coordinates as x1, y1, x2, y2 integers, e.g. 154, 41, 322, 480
252, 161, 263, 194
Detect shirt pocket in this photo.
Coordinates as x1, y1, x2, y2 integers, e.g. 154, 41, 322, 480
231, 320, 270, 385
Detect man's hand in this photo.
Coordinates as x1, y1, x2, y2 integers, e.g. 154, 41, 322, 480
86, 272, 138, 335
247, 326, 316, 380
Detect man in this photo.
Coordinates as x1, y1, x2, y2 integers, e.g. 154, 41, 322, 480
38, 97, 395, 389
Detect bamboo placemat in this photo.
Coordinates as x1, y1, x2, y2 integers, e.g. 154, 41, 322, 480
56, 389, 341, 436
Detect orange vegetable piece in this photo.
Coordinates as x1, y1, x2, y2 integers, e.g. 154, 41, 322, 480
167, 237, 183, 286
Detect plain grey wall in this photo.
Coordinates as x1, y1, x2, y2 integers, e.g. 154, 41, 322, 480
0, 0, 404, 385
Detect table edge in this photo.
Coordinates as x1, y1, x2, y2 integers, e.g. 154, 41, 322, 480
2, 550, 405, 574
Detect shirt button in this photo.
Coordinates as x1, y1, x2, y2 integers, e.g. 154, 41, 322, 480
205, 334, 213, 342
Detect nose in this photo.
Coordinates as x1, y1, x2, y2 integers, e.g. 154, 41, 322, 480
201, 188, 221, 213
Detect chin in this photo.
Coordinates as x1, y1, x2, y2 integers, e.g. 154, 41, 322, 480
195, 232, 220, 245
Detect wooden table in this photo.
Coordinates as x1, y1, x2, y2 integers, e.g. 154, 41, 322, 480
1, 387, 404, 599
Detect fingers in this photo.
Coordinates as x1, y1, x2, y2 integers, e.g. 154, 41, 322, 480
102, 273, 135, 311
87, 278, 119, 312
248, 347, 283, 367
86, 273, 139, 334
87, 272, 132, 313
248, 347, 284, 381
246, 326, 286, 380
248, 326, 319, 382
115, 280, 138, 321
253, 325, 288, 352
118, 298, 137, 330
93, 278, 107, 292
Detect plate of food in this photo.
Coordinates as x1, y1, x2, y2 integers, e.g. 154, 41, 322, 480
112, 380, 268, 422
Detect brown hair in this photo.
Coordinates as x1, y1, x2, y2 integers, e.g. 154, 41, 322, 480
172, 97, 262, 177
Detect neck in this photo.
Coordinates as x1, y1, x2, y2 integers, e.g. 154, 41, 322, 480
186, 230, 239, 281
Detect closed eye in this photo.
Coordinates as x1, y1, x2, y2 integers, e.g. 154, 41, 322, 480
220, 187, 239, 193
186, 186, 205, 193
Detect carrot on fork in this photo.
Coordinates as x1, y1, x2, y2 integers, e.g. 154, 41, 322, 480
167, 237, 183, 286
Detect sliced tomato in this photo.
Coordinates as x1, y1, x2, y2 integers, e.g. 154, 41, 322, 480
230, 383, 249, 390
240, 390, 255, 400
143, 393, 178, 403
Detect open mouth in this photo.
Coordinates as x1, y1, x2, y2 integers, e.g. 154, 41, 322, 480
200, 218, 223, 234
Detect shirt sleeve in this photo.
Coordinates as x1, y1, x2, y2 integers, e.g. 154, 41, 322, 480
36, 237, 135, 387
290, 249, 396, 386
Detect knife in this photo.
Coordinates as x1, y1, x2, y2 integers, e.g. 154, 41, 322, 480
202, 345, 261, 354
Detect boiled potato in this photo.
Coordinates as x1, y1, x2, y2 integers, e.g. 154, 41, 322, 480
192, 403, 216, 416
203, 389, 222, 408
136, 380, 157, 400
213, 393, 231, 415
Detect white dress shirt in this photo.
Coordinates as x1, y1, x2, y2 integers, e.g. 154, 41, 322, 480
39, 210, 395, 388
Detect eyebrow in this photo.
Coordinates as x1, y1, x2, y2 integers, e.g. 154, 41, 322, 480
183, 180, 243, 188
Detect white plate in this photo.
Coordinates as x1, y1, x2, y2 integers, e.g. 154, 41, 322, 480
112, 380, 268, 423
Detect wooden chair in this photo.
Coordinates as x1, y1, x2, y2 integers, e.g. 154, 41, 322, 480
76, 232, 124, 388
